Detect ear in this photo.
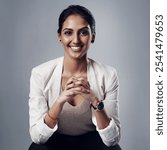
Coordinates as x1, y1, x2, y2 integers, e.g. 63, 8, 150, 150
91, 33, 96, 43
58, 34, 62, 42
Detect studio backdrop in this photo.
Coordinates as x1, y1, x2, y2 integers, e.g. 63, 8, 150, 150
0, 0, 149, 150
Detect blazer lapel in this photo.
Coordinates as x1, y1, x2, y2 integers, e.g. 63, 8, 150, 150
48, 57, 64, 107
87, 58, 102, 100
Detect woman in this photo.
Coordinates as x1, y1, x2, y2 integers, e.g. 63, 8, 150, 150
29, 5, 121, 150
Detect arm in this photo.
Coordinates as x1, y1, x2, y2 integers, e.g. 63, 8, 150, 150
29, 71, 89, 143
91, 69, 121, 146
29, 69, 58, 144
90, 96, 110, 129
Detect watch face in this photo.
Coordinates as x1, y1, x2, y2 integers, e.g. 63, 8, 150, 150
97, 101, 104, 110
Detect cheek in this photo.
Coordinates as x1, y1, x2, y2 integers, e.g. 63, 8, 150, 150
62, 37, 71, 45
82, 36, 91, 43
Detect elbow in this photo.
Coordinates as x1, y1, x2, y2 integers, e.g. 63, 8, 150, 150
97, 118, 121, 147
29, 127, 48, 144
103, 137, 120, 147
103, 133, 121, 147
102, 128, 121, 147
29, 118, 58, 144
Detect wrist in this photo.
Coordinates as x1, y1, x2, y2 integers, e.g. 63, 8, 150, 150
90, 97, 104, 111
47, 111, 58, 121
56, 97, 66, 106
91, 96, 100, 106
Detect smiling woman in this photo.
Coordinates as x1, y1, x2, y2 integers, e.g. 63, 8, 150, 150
28, 5, 121, 150
59, 14, 93, 60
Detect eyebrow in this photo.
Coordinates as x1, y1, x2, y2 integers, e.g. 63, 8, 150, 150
62, 26, 89, 32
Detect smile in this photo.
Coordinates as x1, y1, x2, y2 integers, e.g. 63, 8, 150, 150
70, 46, 83, 52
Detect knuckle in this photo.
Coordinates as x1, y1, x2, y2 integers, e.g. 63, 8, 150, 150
69, 91, 74, 95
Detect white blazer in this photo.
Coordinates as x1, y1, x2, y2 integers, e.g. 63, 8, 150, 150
29, 57, 121, 146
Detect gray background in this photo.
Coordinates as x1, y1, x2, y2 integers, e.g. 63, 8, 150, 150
0, 0, 149, 150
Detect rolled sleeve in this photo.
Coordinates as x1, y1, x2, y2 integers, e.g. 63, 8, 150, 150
97, 119, 120, 146
30, 115, 58, 144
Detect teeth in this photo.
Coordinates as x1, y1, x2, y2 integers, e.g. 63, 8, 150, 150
70, 46, 81, 51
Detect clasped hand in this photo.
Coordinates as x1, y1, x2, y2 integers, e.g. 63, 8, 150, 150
57, 76, 95, 105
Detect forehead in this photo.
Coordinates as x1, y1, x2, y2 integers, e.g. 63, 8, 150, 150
62, 14, 89, 30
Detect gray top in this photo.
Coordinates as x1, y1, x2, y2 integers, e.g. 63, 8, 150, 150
57, 99, 96, 135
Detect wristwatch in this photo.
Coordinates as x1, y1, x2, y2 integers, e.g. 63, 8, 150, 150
91, 101, 104, 111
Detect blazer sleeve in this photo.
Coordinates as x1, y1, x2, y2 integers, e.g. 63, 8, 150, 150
92, 68, 121, 146
29, 68, 58, 144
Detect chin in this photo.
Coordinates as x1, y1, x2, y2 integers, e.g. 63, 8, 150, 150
67, 50, 86, 58
70, 53, 87, 60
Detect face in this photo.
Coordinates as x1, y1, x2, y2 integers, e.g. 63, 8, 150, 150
59, 14, 95, 59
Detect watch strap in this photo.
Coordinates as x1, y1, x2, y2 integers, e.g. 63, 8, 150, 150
90, 101, 104, 111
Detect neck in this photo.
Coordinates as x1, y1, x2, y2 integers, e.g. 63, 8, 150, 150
63, 55, 87, 77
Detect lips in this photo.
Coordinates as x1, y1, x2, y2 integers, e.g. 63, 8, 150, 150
70, 45, 83, 52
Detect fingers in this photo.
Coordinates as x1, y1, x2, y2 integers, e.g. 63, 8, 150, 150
66, 76, 75, 85
65, 82, 75, 90
64, 76, 90, 91
64, 76, 77, 90
60, 76, 91, 102
74, 86, 90, 93
67, 86, 90, 96
73, 77, 90, 89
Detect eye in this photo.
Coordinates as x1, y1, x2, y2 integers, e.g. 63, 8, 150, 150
80, 30, 89, 36
64, 30, 72, 36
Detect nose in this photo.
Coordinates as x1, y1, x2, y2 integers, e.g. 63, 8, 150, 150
72, 33, 80, 44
